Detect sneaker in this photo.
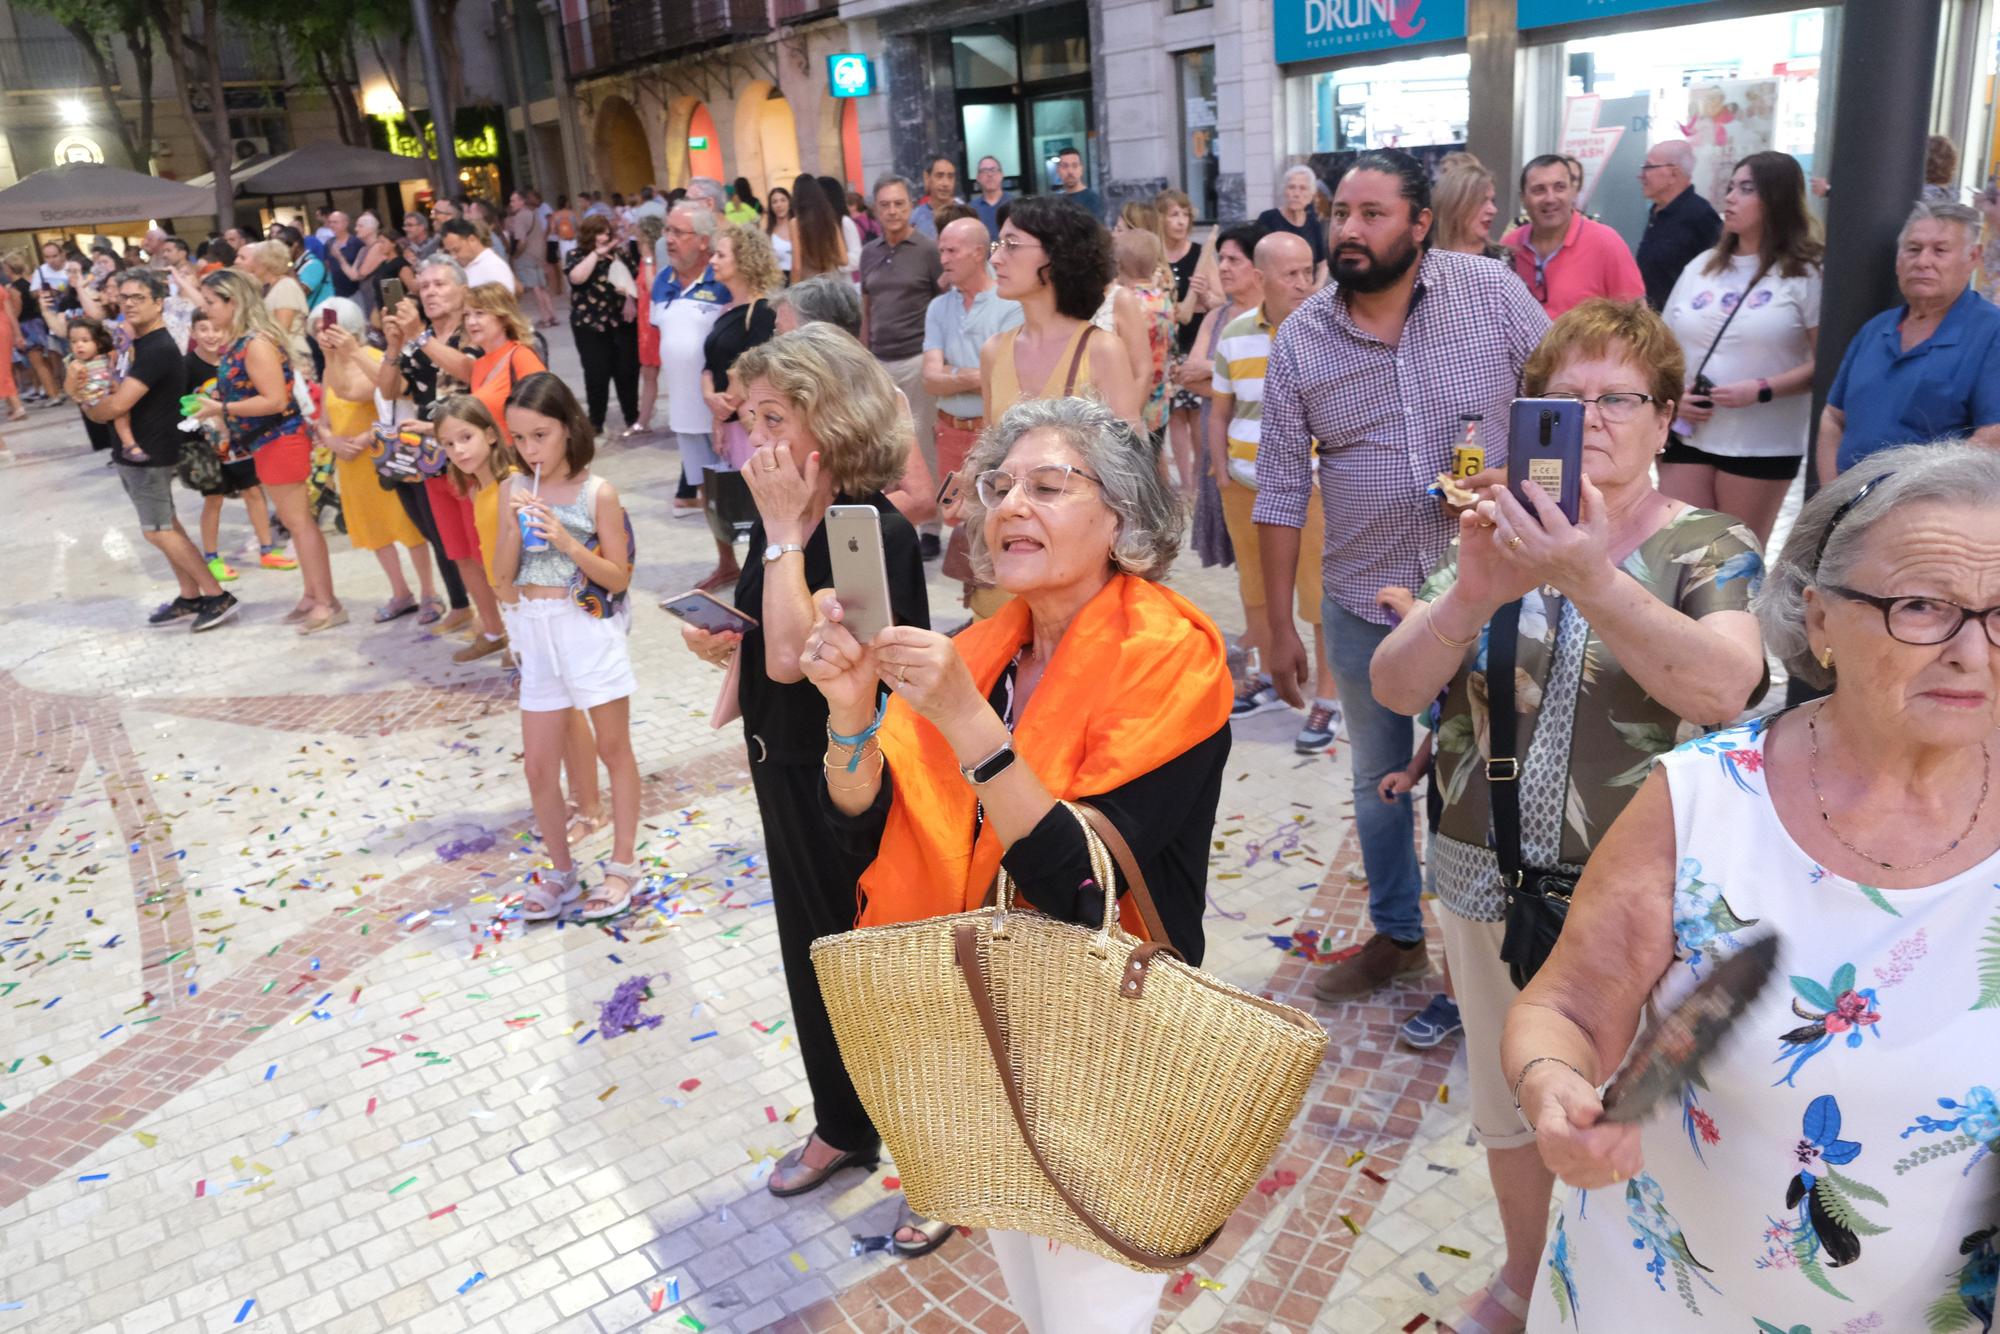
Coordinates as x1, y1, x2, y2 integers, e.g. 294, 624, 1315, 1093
1231, 675, 1286, 719
190, 592, 239, 632
452, 633, 508, 664
1312, 933, 1430, 1001
258, 548, 298, 571
148, 596, 202, 627
1399, 994, 1463, 1049
206, 556, 239, 582
1295, 701, 1341, 753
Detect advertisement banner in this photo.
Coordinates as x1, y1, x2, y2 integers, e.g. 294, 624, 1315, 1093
1518, 0, 1721, 28
1274, 0, 1467, 65
1685, 79, 1778, 208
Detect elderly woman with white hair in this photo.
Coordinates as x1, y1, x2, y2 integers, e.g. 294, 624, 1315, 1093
797, 395, 1235, 1323
1258, 164, 1330, 286
312, 296, 440, 623
1499, 440, 2000, 1331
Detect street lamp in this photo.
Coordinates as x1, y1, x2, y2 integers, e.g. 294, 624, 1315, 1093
57, 98, 89, 126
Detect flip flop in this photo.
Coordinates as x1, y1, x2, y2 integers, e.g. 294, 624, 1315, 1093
374, 597, 418, 623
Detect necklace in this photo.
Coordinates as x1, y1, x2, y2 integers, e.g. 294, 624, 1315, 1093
1807, 705, 1991, 872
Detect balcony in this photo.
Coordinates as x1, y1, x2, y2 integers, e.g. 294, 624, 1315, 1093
562, 0, 771, 79
772, 0, 841, 22
0, 35, 103, 94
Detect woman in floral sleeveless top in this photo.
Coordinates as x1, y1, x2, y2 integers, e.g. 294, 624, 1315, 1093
1504, 442, 2000, 1332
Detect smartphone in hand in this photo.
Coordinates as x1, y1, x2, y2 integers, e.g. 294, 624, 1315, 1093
826, 504, 895, 643
381, 278, 406, 313
1506, 397, 1585, 525
660, 589, 759, 635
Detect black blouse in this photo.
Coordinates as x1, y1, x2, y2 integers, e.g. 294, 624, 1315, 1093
819, 664, 1231, 964
1169, 243, 1202, 356
703, 299, 778, 410
732, 492, 931, 765
1256, 207, 1328, 274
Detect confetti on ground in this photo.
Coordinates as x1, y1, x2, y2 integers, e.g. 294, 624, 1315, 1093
1438, 1083, 1450, 1104
1195, 1278, 1226, 1292
1345, 1149, 1367, 1166
1171, 1272, 1193, 1296
388, 1176, 418, 1195
1403, 1316, 1431, 1333
263, 1065, 276, 1081
787, 1252, 808, 1273
598, 1085, 618, 1102
882, 1176, 901, 1190
78, 1173, 108, 1183
678, 1316, 705, 1332
428, 1204, 457, 1219
1340, 1214, 1361, 1235
689, 1030, 717, 1042
678, 1078, 700, 1092
598, 974, 664, 1037
1437, 1244, 1472, 1259
456, 1272, 485, 1295
233, 1299, 255, 1324
1417, 1271, 1439, 1296
1360, 1167, 1389, 1185
649, 1287, 666, 1313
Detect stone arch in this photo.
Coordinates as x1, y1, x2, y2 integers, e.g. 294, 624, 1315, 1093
662, 96, 698, 189
688, 104, 724, 184
731, 79, 802, 200
592, 94, 651, 197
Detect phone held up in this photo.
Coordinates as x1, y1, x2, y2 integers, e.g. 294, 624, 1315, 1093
381, 278, 406, 313
1506, 397, 1585, 526
825, 504, 895, 644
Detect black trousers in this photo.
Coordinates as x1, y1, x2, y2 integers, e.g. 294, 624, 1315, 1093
391, 480, 469, 610
572, 322, 639, 432
748, 753, 880, 1155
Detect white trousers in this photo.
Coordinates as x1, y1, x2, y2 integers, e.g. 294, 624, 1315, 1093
988, 1230, 1169, 1334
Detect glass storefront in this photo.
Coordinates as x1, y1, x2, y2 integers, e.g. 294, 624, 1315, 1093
1178, 47, 1220, 221
950, 5, 1093, 198
1306, 53, 1470, 155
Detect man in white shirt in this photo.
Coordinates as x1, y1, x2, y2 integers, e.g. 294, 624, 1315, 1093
650, 202, 737, 588
439, 218, 517, 293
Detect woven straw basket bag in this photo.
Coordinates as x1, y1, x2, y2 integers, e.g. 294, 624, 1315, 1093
811, 801, 1329, 1271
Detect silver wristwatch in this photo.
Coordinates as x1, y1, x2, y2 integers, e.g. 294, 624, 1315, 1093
762, 543, 805, 564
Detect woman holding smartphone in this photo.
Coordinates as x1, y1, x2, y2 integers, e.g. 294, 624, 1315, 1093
674, 323, 931, 1223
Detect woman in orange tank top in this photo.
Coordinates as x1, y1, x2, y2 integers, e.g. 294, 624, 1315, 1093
979, 196, 1142, 430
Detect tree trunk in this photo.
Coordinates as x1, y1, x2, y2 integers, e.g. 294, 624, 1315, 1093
65, 21, 145, 171
431, 0, 465, 115
128, 25, 156, 175
199, 0, 233, 233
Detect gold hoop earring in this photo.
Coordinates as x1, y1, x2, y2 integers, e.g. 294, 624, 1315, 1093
1818, 647, 1834, 670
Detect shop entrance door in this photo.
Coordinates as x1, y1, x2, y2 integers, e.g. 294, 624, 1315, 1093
1029, 94, 1092, 195
949, 4, 1092, 200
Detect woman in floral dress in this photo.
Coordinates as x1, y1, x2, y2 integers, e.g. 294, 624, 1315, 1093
1371, 299, 1770, 1334
1503, 440, 2000, 1331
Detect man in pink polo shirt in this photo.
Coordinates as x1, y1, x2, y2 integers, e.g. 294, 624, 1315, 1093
1502, 153, 1645, 316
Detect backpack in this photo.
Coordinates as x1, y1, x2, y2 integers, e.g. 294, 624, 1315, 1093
569, 476, 636, 620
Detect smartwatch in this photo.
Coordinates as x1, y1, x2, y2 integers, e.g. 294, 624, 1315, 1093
1756, 378, 1773, 404
960, 742, 1017, 785
762, 543, 805, 564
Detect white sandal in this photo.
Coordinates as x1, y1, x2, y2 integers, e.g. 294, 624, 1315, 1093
519, 866, 582, 921
578, 861, 640, 920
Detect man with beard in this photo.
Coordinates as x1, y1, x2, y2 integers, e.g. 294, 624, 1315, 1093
1253, 149, 1548, 1000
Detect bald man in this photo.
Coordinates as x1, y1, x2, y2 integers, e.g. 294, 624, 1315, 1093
1637, 139, 1720, 311
923, 215, 1023, 610
1211, 230, 1341, 752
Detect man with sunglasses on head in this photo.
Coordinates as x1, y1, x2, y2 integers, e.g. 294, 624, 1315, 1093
1503, 154, 1644, 317
69, 269, 237, 631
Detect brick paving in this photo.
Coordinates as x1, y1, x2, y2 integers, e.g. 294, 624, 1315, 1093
0, 327, 1512, 1334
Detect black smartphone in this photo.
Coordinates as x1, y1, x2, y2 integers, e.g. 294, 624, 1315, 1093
935, 470, 958, 508
1506, 397, 1585, 525
826, 504, 894, 643
381, 278, 406, 312
660, 589, 759, 635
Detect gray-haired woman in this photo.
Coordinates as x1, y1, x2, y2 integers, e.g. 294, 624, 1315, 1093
797, 396, 1235, 1325
1257, 164, 1329, 285
1499, 440, 2000, 1331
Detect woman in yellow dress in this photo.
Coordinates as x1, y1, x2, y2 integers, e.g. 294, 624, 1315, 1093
313, 297, 438, 621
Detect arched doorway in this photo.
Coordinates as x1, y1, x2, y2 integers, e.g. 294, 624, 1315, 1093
731, 82, 801, 198
687, 104, 724, 183
840, 100, 864, 193
593, 95, 651, 196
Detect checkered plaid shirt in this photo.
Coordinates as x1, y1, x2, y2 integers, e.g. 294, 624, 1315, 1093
1252, 249, 1550, 623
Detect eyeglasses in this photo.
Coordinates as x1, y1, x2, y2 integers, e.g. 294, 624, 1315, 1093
974, 464, 1103, 509
990, 236, 1042, 256
1824, 585, 2000, 648
1812, 472, 1893, 568
1638, 163, 1673, 173
1542, 391, 1657, 423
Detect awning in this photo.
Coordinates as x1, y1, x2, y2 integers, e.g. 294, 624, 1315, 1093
186, 142, 433, 197
0, 163, 214, 231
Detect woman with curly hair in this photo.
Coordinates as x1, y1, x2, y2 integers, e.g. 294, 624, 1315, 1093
980, 195, 1141, 429
702, 223, 782, 467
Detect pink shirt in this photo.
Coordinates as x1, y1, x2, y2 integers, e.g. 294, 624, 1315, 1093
1501, 211, 1646, 317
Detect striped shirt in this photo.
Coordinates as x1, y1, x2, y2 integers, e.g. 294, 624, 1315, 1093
1251, 248, 1550, 623
1211, 305, 1275, 460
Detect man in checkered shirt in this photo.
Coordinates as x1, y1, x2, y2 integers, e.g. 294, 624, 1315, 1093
1254, 149, 1550, 1000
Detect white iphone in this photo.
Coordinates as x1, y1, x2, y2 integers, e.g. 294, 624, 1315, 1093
825, 504, 894, 644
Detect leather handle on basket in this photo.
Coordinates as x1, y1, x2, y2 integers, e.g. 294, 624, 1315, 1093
1071, 802, 1173, 948
953, 921, 1219, 1270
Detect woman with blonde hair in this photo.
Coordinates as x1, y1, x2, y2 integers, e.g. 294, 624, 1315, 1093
461, 282, 547, 441
193, 268, 340, 630
675, 322, 932, 1228
1155, 187, 1218, 498
702, 223, 782, 467
237, 238, 313, 370
1433, 153, 1505, 260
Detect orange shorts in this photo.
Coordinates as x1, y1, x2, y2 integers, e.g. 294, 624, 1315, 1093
251, 431, 313, 487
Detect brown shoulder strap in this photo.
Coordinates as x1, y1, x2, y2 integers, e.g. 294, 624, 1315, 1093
952, 921, 1218, 1270
1071, 801, 1171, 947
1059, 324, 1090, 397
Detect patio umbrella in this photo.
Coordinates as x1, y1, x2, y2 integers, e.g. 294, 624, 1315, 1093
223, 143, 432, 197
0, 162, 214, 231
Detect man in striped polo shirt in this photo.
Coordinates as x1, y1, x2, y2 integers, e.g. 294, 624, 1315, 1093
1210, 229, 1342, 753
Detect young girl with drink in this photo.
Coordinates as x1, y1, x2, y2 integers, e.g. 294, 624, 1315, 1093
489, 373, 638, 919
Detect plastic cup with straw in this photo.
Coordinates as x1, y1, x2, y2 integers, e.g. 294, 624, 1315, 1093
519, 462, 550, 551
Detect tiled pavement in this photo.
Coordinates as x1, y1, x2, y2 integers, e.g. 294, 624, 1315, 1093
0, 329, 1517, 1334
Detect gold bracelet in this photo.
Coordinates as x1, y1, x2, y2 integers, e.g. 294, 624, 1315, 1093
824, 753, 884, 790
1426, 606, 1479, 650
823, 740, 880, 769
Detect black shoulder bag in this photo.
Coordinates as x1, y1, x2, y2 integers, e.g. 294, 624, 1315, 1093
1488, 599, 1576, 989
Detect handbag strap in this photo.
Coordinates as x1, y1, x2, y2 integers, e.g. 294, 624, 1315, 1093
1059, 325, 1090, 397
951, 920, 1219, 1269
1487, 599, 1524, 888
1689, 259, 1773, 385
1071, 802, 1172, 946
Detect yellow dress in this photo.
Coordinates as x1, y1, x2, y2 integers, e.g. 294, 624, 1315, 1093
327, 349, 424, 553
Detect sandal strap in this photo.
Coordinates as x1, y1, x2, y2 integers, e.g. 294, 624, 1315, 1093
600, 861, 641, 881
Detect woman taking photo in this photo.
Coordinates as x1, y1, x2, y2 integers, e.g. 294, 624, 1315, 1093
1370, 300, 1768, 1334
788, 172, 849, 286
764, 185, 795, 282
1660, 150, 1823, 545
1503, 441, 2000, 1331
981, 195, 1143, 430
673, 323, 930, 1227
797, 394, 1234, 1323
566, 214, 643, 438
701, 223, 781, 467
193, 269, 341, 632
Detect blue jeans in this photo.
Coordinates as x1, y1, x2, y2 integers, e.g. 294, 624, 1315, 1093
1322, 598, 1426, 942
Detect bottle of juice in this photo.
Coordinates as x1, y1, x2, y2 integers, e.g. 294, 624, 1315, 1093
1452, 413, 1485, 480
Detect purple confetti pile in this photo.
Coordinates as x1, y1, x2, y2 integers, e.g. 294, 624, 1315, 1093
436, 831, 498, 862
598, 975, 664, 1038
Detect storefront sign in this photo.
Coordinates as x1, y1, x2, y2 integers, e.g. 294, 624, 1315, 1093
1518, 0, 1722, 29
375, 115, 500, 162
1274, 0, 1467, 65
1559, 96, 1624, 207
688, 136, 709, 150
53, 134, 105, 165
828, 53, 875, 98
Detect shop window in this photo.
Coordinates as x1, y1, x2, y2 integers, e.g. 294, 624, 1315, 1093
963, 103, 1022, 180
1307, 53, 1469, 155
1171, 0, 1212, 11
952, 22, 1019, 90
1177, 48, 1219, 222
1022, 6, 1090, 82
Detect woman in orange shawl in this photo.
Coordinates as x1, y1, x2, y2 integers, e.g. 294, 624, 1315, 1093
799, 394, 1233, 1321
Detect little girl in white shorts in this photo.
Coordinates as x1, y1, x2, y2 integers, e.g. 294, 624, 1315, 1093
488, 370, 643, 921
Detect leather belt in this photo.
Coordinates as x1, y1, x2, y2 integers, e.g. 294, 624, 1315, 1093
936, 409, 984, 431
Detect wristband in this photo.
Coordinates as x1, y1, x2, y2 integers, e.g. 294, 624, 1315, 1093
826, 695, 888, 772
1511, 1056, 1590, 1114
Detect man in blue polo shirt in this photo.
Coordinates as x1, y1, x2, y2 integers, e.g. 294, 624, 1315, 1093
1819, 199, 2000, 479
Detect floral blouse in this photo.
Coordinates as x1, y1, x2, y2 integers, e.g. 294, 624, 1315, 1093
569, 242, 640, 334
1418, 506, 1767, 901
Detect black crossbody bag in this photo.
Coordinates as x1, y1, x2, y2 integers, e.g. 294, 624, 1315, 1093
1487, 599, 1575, 989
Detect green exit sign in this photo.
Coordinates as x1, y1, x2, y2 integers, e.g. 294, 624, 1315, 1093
688, 136, 709, 150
